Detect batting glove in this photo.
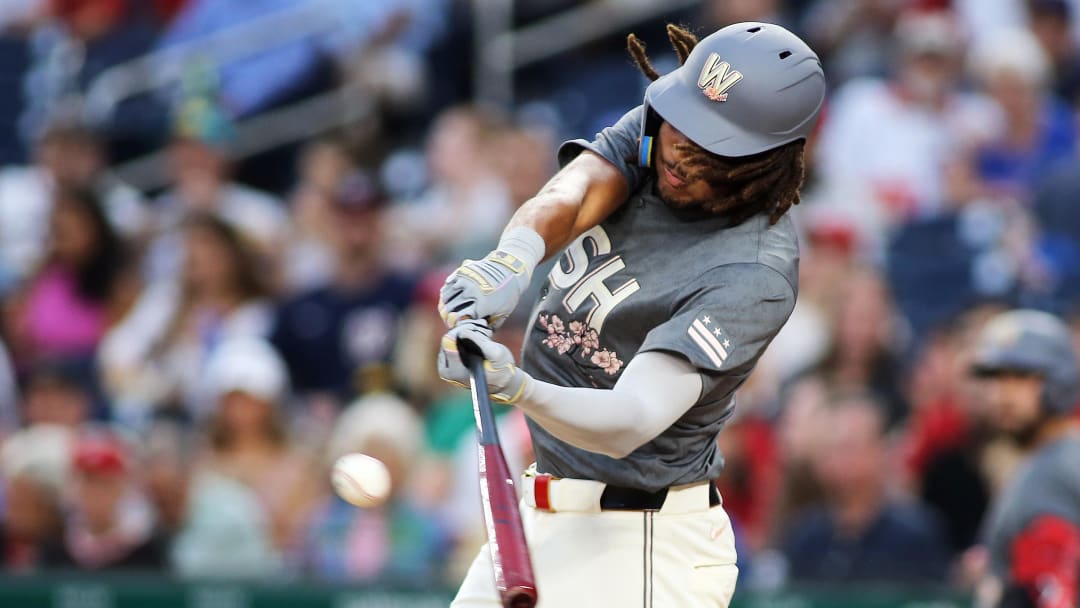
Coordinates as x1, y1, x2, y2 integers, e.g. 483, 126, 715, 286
438, 320, 530, 404
439, 226, 545, 329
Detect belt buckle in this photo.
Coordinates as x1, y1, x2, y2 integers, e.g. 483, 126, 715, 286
599, 485, 667, 511
534, 473, 554, 512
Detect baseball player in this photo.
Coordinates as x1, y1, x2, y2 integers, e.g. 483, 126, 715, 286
438, 22, 825, 607
971, 310, 1080, 608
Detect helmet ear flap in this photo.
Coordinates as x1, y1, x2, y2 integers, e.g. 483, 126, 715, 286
638, 106, 663, 168
638, 136, 655, 168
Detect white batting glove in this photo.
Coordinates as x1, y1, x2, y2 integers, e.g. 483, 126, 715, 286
438, 320, 530, 404
439, 227, 545, 329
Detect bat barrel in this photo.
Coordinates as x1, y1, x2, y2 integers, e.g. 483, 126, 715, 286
483, 443, 537, 605
460, 336, 538, 608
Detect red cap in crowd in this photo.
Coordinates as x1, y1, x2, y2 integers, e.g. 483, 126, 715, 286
72, 433, 128, 475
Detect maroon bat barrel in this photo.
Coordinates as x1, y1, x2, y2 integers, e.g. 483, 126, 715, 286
479, 443, 538, 607
459, 337, 538, 608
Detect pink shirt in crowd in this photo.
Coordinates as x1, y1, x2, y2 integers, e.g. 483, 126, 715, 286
23, 266, 106, 358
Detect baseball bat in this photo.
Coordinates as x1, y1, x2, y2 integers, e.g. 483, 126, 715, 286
458, 337, 538, 608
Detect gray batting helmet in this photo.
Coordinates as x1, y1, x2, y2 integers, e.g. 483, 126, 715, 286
972, 309, 1080, 415
638, 22, 825, 166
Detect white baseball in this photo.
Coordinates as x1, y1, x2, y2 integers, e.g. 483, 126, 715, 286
332, 453, 391, 508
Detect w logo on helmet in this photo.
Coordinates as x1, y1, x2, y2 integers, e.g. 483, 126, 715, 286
697, 53, 743, 102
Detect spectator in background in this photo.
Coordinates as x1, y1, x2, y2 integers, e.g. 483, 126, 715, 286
816, 11, 998, 233
100, 214, 272, 423
761, 213, 859, 384
1028, 0, 1080, 106
904, 319, 991, 555
773, 374, 830, 539
151, 420, 283, 579
20, 362, 94, 428
146, 97, 287, 282
302, 390, 451, 584
272, 173, 415, 410
42, 429, 167, 571
3, 188, 134, 369
715, 376, 782, 553
200, 338, 319, 555
781, 392, 951, 583
282, 138, 354, 293
386, 106, 513, 269
140, 422, 191, 540
0, 424, 71, 572
0, 126, 146, 293
950, 27, 1076, 206
807, 268, 909, 427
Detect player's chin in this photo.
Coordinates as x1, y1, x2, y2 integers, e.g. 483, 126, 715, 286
657, 186, 703, 210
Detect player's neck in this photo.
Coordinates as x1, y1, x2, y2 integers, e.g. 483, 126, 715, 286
1032, 417, 1080, 450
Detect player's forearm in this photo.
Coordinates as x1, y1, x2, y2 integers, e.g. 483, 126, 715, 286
505, 152, 628, 260
506, 197, 579, 261
516, 352, 702, 459
506, 175, 591, 260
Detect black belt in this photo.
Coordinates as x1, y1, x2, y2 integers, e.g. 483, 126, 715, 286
599, 482, 721, 511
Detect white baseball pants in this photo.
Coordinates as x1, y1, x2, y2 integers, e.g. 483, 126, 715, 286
452, 470, 739, 607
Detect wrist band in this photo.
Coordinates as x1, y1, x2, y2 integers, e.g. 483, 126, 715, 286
496, 226, 545, 277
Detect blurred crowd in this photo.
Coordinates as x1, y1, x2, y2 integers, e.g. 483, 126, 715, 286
2, 0, 1080, 595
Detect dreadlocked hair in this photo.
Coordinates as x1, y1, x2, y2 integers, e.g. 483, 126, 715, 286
627, 24, 807, 225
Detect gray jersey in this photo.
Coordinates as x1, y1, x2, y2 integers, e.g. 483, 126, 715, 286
982, 435, 1080, 586
521, 106, 799, 491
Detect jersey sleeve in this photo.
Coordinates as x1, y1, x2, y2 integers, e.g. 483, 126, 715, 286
557, 105, 645, 192
1007, 515, 1080, 608
637, 263, 796, 396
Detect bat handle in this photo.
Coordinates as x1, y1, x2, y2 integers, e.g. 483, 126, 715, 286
457, 335, 486, 369
458, 335, 502, 446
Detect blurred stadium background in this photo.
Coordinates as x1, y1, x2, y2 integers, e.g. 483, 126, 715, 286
1, 0, 1080, 606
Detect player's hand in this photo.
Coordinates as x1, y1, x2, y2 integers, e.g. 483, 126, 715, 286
438, 320, 529, 404
439, 251, 531, 329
